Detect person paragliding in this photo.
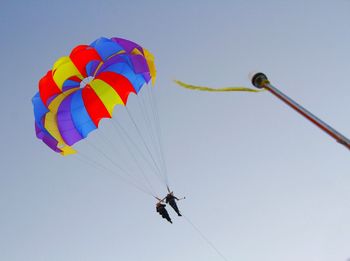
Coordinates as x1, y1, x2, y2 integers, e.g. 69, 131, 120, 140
165, 191, 183, 216
156, 201, 172, 224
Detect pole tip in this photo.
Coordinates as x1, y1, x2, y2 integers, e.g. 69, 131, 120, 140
251, 72, 269, 89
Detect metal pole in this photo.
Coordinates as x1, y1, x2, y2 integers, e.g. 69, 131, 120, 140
251, 72, 350, 150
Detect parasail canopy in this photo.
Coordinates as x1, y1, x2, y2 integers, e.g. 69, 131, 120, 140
32, 37, 156, 156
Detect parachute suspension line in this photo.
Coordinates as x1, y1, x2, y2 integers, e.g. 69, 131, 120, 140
183, 215, 231, 261
95, 130, 136, 175
83, 139, 155, 196
74, 150, 155, 197
125, 106, 167, 185
78, 150, 154, 197
95, 129, 157, 196
147, 86, 169, 185
146, 86, 166, 169
110, 119, 165, 186
116, 134, 157, 196
84, 138, 129, 175
136, 92, 166, 181
101, 122, 158, 195
136, 94, 161, 170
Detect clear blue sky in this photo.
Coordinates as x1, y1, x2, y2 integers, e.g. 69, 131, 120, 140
1, 0, 350, 261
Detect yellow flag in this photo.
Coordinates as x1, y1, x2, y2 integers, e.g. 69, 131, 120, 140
174, 80, 263, 93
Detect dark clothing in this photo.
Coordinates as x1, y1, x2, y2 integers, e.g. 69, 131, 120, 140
166, 194, 182, 216
156, 203, 172, 223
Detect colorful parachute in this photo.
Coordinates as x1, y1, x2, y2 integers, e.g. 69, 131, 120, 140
32, 37, 156, 156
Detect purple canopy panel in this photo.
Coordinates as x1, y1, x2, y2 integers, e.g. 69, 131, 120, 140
43, 135, 62, 153
142, 72, 151, 83
57, 93, 83, 145
130, 55, 149, 74
35, 122, 45, 139
95, 55, 132, 76
111, 37, 143, 54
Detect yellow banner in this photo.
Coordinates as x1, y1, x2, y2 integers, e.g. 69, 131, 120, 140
174, 80, 263, 93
